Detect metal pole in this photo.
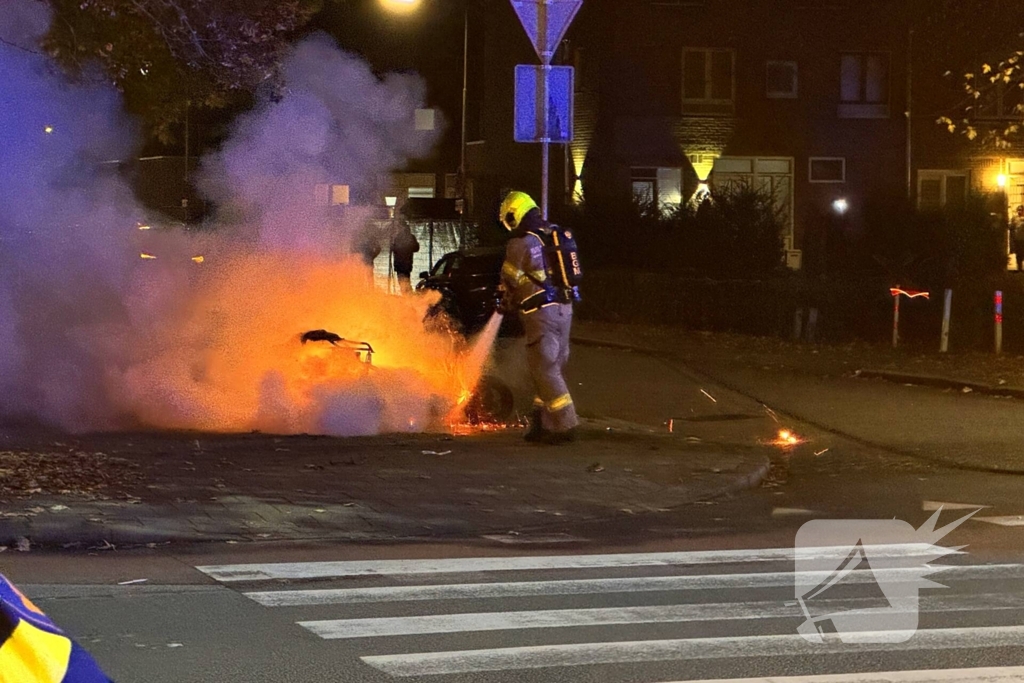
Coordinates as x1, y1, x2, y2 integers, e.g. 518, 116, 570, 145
940, 288, 952, 353
459, 2, 469, 243
996, 290, 1004, 354
459, 3, 468, 187
905, 23, 913, 199
892, 294, 900, 349
429, 220, 434, 270
540, 64, 550, 219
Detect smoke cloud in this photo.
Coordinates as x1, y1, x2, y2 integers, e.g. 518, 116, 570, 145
0, 1, 479, 436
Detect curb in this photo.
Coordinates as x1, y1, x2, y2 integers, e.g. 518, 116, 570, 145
857, 369, 1024, 400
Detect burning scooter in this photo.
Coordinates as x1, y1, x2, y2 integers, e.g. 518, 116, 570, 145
299, 328, 514, 424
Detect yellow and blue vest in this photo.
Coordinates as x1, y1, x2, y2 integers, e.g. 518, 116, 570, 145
0, 574, 112, 683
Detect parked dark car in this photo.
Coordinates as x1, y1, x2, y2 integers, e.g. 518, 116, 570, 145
417, 247, 522, 336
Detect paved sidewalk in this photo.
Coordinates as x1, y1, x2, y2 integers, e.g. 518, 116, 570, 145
0, 420, 770, 549
573, 321, 1024, 474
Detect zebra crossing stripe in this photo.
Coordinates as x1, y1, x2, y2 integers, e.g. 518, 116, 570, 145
360, 625, 1024, 677
660, 666, 1024, 682
243, 564, 1024, 607
300, 592, 1024, 640
197, 544, 953, 583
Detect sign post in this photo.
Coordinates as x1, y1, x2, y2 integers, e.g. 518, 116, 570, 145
510, 0, 583, 219
890, 287, 930, 349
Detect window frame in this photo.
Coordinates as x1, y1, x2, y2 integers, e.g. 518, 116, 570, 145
838, 51, 891, 119
808, 157, 847, 184
682, 48, 736, 110
766, 60, 799, 99
917, 169, 969, 210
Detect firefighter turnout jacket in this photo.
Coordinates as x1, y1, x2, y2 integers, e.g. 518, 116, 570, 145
0, 574, 113, 683
501, 222, 582, 314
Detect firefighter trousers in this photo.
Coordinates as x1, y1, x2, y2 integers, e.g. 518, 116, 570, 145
522, 303, 578, 433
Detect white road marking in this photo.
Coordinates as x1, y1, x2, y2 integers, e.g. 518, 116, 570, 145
771, 508, 817, 517
300, 592, 1024, 640
361, 625, 1024, 677
197, 544, 954, 583
975, 516, 1024, 527
480, 534, 586, 545
922, 501, 990, 511
243, 563, 1024, 607
658, 666, 1024, 683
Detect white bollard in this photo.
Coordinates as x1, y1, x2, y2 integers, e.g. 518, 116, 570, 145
940, 288, 952, 353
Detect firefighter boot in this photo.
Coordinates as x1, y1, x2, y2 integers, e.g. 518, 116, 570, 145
524, 405, 546, 442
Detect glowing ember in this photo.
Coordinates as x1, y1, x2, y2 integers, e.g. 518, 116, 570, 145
774, 429, 802, 446
191, 255, 204, 264
139, 252, 157, 259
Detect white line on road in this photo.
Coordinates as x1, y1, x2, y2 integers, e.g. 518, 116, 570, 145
922, 501, 991, 511
361, 625, 1024, 677
975, 516, 1024, 527
244, 563, 1024, 607
658, 666, 1024, 683
300, 592, 1024, 639
197, 544, 954, 583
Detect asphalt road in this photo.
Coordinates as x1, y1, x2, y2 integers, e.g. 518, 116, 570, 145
20, 545, 1024, 683
8, 340, 1024, 681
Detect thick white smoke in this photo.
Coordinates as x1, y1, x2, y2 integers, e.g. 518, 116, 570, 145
0, 1, 470, 436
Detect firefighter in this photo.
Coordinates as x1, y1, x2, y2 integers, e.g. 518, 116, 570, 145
498, 191, 582, 444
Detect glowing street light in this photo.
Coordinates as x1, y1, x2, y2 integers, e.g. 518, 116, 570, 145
832, 198, 849, 215
998, 173, 1008, 188
379, 0, 421, 14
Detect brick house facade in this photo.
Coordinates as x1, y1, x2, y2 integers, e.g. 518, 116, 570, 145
468, 0, 1024, 269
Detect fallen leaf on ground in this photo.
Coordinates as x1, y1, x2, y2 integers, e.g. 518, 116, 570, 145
16, 537, 31, 552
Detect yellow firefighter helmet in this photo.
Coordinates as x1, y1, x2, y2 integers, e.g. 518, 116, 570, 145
499, 191, 539, 231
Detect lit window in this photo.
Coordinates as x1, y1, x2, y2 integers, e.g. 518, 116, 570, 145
808, 157, 846, 183
682, 48, 735, 112
917, 170, 968, 211
330, 184, 350, 205
414, 108, 436, 131
839, 53, 890, 119
766, 61, 798, 99
407, 186, 436, 199
631, 167, 682, 212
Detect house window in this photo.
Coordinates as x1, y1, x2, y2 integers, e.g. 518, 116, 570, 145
414, 108, 436, 131
682, 48, 735, 113
917, 170, 968, 211
839, 52, 890, 119
408, 186, 436, 199
631, 167, 683, 211
766, 61, 798, 99
809, 157, 846, 183
712, 156, 796, 254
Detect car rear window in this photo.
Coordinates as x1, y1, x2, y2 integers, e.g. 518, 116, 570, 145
461, 255, 502, 275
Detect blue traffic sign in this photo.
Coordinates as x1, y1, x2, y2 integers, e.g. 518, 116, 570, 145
514, 65, 574, 143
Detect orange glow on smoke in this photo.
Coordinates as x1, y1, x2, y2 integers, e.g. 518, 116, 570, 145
111, 253, 489, 435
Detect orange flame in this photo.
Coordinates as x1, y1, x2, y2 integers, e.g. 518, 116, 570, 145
112, 253, 492, 436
